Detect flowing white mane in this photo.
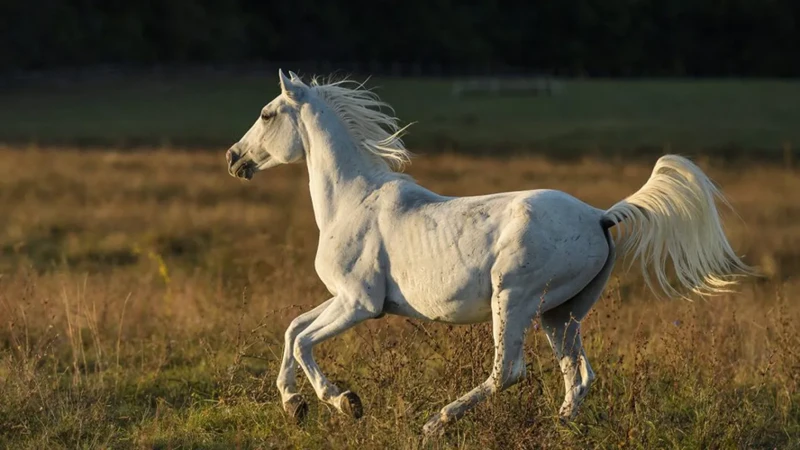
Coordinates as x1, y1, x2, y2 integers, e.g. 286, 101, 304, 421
309, 77, 414, 172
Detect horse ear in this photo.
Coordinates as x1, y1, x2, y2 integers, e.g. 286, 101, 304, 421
288, 70, 300, 81
278, 69, 305, 101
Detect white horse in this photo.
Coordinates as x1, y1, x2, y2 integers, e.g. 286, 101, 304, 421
225, 70, 752, 436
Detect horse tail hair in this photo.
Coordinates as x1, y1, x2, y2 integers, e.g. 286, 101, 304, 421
601, 155, 754, 298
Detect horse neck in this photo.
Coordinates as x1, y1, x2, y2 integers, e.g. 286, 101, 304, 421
301, 105, 388, 231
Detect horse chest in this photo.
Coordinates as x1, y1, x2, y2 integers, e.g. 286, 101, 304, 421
313, 223, 379, 293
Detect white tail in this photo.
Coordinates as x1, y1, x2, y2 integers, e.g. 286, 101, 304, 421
603, 155, 753, 298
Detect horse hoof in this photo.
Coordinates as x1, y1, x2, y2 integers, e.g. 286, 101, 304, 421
283, 395, 308, 424
422, 414, 446, 439
558, 405, 577, 425
339, 391, 363, 419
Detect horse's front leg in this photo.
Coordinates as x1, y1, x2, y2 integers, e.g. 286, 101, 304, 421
276, 297, 335, 422
293, 292, 383, 418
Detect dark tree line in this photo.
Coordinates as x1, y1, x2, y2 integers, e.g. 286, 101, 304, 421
2, 0, 799, 76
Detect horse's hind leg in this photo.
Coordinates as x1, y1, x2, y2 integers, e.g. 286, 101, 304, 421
541, 242, 615, 421
422, 285, 532, 436
541, 309, 588, 421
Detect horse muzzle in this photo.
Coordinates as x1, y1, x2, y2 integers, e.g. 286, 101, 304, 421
226, 146, 256, 180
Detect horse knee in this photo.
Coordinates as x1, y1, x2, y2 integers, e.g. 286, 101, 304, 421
284, 317, 307, 346
292, 334, 312, 362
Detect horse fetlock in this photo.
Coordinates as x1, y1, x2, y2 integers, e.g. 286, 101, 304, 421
559, 400, 577, 421
315, 384, 341, 403
559, 385, 588, 420
276, 378, 295, 397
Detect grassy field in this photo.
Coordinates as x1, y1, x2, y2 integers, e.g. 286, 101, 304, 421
1, 146, 799, 449
1, 74, 799, 156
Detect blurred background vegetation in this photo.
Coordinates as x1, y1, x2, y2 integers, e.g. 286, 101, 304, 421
3, 0, 798, 76
1, 0, 798, 157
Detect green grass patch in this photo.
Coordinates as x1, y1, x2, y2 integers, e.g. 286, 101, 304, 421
2, 74, 799, 155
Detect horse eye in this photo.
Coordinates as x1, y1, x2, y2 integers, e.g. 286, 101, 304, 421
261, 112, 275, 121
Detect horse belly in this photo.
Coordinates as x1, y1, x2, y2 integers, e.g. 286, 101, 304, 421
384, 263, 494, 324
379, 197, 507, 324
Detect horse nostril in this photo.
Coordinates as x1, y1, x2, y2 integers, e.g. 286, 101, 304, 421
226, 148, 240, 166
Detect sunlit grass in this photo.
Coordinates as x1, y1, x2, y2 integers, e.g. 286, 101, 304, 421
1, 147, 798, 449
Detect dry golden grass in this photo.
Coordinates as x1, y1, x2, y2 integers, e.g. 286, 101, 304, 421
1, 146, 799, 449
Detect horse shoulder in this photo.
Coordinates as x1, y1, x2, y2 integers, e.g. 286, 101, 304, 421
314, 209, 382, 295
314, 181, 418, 283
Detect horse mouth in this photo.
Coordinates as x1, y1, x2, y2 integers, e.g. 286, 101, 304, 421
238, 162, 256, 180
231, 160, 256, 180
